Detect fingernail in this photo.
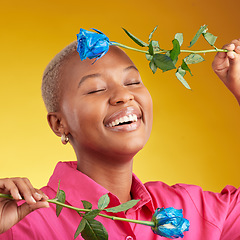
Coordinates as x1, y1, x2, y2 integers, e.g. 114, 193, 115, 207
228, 52, 235, 59
17, 193, 22, 200
30, 196, 36, 203
34, 192, 42, 200
43, 194, 49, 199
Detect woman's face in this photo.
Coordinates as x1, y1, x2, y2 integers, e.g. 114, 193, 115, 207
59, 46, 153, 159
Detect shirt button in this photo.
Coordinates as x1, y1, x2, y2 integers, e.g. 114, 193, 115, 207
125, 236, 134, 240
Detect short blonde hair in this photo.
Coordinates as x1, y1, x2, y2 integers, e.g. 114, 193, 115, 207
41, 41, 77, 112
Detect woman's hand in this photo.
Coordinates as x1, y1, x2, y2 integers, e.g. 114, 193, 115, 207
212, 39, 240, 105
0, 177, 49, 234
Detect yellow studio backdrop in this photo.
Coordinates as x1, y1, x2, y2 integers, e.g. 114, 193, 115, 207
0, 0, 240, 192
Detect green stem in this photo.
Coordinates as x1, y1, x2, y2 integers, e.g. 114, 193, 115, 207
111, 42, 148, 53
0, 193, 13, 200
48, 199, 154, 227
111, 42, 228, 54
97, 213, 155, 227
0, 194, 155, 228
180, 48, 227, 54
47, 199, 91, 213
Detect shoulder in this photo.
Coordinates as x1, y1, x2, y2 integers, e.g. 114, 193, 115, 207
145, 180, 240, 201
144, 180, 204, 211
145, 180, 240, 230
145, 180, 240, 205
144, 180, 197, 197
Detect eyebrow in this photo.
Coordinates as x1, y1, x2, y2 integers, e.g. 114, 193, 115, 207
124, 65, 139, 72
78, 65, 139, 88
78, 73, 101, 87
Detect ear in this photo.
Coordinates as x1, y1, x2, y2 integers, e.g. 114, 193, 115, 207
47, 112, 68, 137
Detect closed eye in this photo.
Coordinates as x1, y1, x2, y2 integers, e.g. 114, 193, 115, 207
125, 81, 141, 86
87, 89, 106, 94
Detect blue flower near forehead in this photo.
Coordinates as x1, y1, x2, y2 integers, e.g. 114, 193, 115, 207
77, 28, 111, 62
151, 207, 190, 239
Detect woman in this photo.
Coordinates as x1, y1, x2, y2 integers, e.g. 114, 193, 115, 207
0, 38, 240, 239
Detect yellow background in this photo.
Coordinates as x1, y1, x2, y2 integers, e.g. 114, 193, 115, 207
1, 0, 240, 192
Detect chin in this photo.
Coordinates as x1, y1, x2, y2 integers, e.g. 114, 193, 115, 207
112, 139, 146, 157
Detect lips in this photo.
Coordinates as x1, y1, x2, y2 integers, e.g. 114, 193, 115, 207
104, 106, 142, 131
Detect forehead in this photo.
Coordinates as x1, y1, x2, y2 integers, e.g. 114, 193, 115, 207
61, 46, 135, 84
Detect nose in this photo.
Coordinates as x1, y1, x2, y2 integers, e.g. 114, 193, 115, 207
109, 86, 134, 105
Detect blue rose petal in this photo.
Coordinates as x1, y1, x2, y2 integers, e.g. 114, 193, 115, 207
151, 207, 190, 239
76, 28, 111, 62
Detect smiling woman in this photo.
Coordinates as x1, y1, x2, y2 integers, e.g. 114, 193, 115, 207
1, 28, 240, 240
51, 45, 153, 163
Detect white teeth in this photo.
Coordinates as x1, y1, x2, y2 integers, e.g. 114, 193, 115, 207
123, 116, 128, 122
119, 117, 124, 123
128, 115, 133, 121
106, 114, 138, 127
133, 114, 137, 122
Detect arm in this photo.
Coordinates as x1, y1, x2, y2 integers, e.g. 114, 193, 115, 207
0, 178, 49, 234
212, 39, 240, 105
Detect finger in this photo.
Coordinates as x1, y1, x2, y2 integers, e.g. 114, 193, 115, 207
33, 189, 49, 201
17, 200, 49, 222
212, 43, 232, 72
212, 43, 237, 78
235, 45, 240, 54
0, 178, 22, 200
22, 178, 48, 202
13, 178, 38, 205
227, 51, 236, 60
214, 43, 235, 61
0, 178, 49, 204
226, 40, 240, 59
225, 43, 235, 51
213, 50, 227, 63
228, 40, 240, 57
227, 51, 240, 79
226, 44, 236, 60
231, 39, 240, 47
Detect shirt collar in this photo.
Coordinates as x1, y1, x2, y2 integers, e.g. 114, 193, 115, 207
130, 173, 155, 214
47, 161, 154, 213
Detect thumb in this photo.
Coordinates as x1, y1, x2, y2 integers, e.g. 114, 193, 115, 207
225, 51, 240, 99
17, 201, 49, 222
212, 43, 235, 82
227, 48, 240, 81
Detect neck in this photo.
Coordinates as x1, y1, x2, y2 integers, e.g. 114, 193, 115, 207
76, 149, 134, 204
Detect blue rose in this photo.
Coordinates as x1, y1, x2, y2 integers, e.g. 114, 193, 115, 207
151, 207, 190, 239
76, 28, 111, 62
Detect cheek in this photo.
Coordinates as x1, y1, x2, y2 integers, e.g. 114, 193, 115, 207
146, 90, 153, 115
136, 88, 153, 138
62, 97, 106, 135
137, 88, 153, 119
145, 92, 153, 134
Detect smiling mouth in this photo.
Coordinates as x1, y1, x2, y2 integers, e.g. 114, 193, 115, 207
105, 114, 138, 127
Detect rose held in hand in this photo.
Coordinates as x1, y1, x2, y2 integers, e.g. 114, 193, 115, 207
151, 207, 190, 239
77, 28, 111, 61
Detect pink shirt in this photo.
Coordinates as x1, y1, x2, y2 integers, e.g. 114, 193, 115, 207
1, 161, 240, 240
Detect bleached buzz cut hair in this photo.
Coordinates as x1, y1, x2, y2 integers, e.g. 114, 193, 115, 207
41, 41, 78, 112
